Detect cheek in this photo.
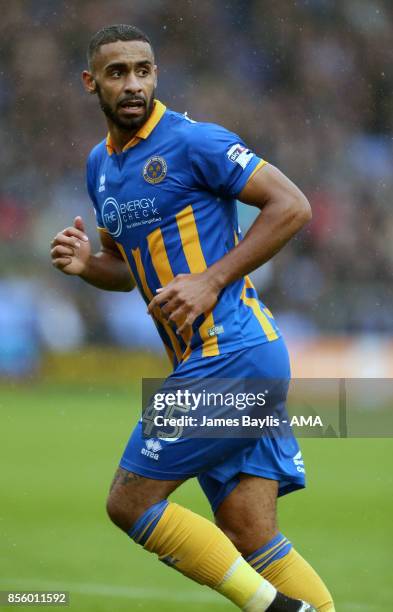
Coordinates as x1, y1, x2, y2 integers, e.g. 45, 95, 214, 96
101, 83, 122, 102
146, 80, 156, 98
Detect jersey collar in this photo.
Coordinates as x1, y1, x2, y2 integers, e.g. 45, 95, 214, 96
105, 99, 166, 155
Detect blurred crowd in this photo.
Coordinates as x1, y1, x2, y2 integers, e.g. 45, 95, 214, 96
1, 0, 392, 371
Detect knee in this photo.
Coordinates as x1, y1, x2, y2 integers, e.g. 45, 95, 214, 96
106, 492, 142, 533
217, 520, 277, 557
218, 524, 244, 552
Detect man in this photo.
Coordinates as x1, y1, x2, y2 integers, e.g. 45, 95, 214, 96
51, 24, 334, 612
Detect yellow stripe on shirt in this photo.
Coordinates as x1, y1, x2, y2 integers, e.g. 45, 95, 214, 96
146, 228, 191, 357
115, 242, 137, 285
241, 276, 278, 341
132, 245, 181, 364
176, 205, 219, 358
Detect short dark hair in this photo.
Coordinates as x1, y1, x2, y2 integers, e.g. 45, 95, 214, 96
87, 24, 153, 69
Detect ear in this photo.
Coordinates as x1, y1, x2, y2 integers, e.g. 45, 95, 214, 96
82, 70, 97, 94
153, 65, 158, 88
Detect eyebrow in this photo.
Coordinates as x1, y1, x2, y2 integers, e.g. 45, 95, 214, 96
104, 60, 153, 72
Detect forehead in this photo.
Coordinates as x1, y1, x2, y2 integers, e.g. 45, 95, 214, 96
93, 40, 154, 71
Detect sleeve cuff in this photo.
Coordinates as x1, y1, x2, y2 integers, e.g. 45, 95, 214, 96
232, 157, 267, 197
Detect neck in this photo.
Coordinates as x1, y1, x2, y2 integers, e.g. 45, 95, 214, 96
107, 122, 139, 154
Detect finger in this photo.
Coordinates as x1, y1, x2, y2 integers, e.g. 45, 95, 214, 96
51, 232, 81, 248
74, 216, 86, 235
161, 297, 182, 318
177, 314, 195, 335
63, 227, 88, 241
52, 257, 72, 269
167, 306, 187, 326
51, 245, 74, 257
147, 290, 171, 314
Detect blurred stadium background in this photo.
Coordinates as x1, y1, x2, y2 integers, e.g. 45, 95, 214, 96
0, 1, 392, 611
1, 0, 393, 379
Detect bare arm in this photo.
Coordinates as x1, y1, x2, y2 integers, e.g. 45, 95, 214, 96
148, 163, 311, 333
204, 163, 312, 289
51, 216, 135, 292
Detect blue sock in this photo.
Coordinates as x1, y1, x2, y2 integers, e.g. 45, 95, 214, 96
127, 499, 169, 546
246, 533, 292, 573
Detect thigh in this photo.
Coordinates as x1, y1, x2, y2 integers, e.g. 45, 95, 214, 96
109, 467, 184, 512
215, 473, 279, 556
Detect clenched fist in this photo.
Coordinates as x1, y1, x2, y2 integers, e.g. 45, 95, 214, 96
51, 216, 91, 276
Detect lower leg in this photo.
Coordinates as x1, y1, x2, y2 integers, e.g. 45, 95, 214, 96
107, 468, 311, 611
216, 475, 335, 611
247, 535, 335, 612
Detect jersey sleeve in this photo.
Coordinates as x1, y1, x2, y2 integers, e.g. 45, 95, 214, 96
86, 154, 105, 229
188, 123, 266, 198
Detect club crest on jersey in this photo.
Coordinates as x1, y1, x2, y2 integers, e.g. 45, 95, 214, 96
143, 156, 167, 184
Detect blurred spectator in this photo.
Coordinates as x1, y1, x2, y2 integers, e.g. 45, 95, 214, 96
1, 0, 392, 356
0, 279, 40, 376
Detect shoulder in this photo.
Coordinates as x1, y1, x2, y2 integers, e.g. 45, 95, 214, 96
86, 138, 107, 172
186, 120, 241, 156
164, 108, 237, 145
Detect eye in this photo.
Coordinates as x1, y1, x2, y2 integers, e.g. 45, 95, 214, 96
110, 69, 122, 78
138, 68, 150, 77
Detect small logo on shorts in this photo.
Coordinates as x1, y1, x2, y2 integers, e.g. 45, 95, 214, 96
207, 324, 224, 337
141, 438, 162, 461
143, 156, 167, 184
293, 450, 305, 474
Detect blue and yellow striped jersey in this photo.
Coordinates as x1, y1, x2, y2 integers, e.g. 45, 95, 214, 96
86, 100, 280, 368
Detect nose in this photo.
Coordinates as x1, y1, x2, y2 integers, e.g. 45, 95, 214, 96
124, 71, 142, 94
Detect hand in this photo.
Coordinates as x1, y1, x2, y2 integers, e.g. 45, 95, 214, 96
51, 216, 91, 275
147, 272, 220, 336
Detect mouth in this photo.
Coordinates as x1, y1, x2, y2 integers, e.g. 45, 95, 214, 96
118, 98, 146, 116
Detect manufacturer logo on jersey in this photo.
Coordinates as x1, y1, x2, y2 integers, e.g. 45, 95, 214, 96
102, 197, 122, 238
143, 156, 167, 184
207, 324, 224, 337
98, 174, 106, 192
141, 438, 162, 461
227, 144, 254, 169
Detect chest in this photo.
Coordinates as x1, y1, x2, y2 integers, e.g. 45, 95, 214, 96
95, 146, 195, 244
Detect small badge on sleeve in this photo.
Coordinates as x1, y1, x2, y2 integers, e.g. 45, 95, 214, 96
227, 144, 254, 169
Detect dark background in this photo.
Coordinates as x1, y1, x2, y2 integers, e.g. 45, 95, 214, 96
1, 0, 392, 373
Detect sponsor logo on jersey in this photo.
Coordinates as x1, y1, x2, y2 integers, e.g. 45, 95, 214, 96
102, 196, 162, 232
141, 438, 162, 461
98, 174, 106, 192
143, 156, 167, 184
227, 144, 254, 169
102, 197, 122, 237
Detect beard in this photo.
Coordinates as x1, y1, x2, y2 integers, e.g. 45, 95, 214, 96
96, 83, 155, 132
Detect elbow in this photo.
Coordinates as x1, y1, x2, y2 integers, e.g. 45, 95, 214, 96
289, 193, 312, 229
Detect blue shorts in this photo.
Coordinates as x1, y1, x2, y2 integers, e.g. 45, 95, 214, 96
120, 338, 306, 513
